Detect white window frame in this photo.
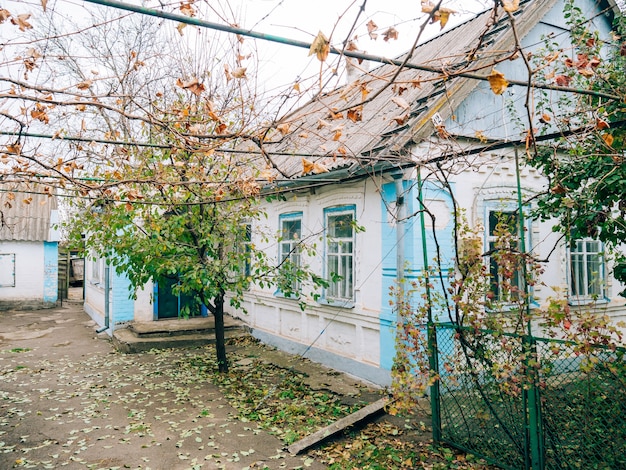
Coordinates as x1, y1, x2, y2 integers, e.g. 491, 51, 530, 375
568, 239, 606, 303
0, 253, 16, 287
91, 257, 103, 284
324, 205, 356, 304
484, 204, 530, 305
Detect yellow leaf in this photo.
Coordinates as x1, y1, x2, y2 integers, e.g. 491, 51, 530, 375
276, 123, 290, 135
331, 127, 343, 141
293, 83, 301, 93
41, 0, 47, 11
177, 23, 186, 35
602, 133, 614, 147
437, 8, 455, 29
302, 158, 329, 175
487, 69, 508, 95
302, 158, 314, 174
309, 31, 330, 62
503, 0, 520, 12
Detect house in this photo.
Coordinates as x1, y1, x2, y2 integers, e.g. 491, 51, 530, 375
0, 185, 60, 310
82, 0, 624, 386
227, 0, 625, 385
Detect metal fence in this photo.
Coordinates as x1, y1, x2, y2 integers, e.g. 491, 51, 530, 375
429, 323, 626, 470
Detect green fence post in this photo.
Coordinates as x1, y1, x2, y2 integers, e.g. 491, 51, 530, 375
428, 321, 442, 442
525, 335, 544, 469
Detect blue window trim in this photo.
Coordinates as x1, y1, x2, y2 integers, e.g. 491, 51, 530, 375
319, 204, 356, 308
274, 211, 304, 299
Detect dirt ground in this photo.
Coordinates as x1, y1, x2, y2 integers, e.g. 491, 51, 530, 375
0, 301, 342, 470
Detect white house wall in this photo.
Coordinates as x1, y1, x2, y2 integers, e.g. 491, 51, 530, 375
230, 177, 392, 385
0, 241, 47, 309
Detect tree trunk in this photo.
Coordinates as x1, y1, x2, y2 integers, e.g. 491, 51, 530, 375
214, 292, 229, 373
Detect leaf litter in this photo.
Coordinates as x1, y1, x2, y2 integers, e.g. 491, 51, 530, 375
1, 327, 492, 469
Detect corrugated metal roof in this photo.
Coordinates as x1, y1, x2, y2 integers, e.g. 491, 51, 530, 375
0, 184, 59, 242
243, 0, 559, 180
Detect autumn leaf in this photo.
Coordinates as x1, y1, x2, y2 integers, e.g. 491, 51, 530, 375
475, 130, 488, 143
421, 1, 435, 13
11, 13, 32, 31
437, 8, 456, 29
176, 23, 187, 35
602, 133, 614, 147
539, 113, 551, 124
231, 67, 247, 79
391, 96, 410, 110
331, 126, 343, 141
309, 31, 330, 62
366, 20, 378, 40
383, 27, 399, 42
176, 77, 205, 96
317, 119, 330, 130
302, 158, 329, 175
554, 75, 572, 86
0, 9, 10, 23
487, 69, 508, 95
76, 80, 93, 90
180, 2, 195, 17
6, 143, 21, 155
502, 0, 520, 12
293, 83, 301, 93
347, 107, 362, 123
276, 123, 290, 135
41, 0, 47, 11
596, 118, 610, 130
392, 115, 409, 126
259, 168, 276, 182
31, 103, 49, 123
215, 123, 227, 134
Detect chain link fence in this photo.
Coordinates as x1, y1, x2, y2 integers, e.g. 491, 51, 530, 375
429, 323, 626, 469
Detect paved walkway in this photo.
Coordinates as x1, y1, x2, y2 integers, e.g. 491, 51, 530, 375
0, 302, 327, 469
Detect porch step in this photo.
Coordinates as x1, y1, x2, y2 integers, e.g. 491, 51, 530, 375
112, 315, 248, 353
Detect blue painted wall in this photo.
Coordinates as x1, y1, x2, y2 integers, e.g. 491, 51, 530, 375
111, 269, 134, 326
43, 241, 58, 305
379, 179, 456, 370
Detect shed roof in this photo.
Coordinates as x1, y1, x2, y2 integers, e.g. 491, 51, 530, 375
240, 0, 564, 180
0, 184, 59, 242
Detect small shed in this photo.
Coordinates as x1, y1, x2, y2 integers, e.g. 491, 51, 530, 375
0, 185, 60, 309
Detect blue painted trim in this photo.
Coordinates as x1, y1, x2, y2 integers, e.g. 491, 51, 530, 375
42, 241, 58, 304
153, 281, 158, 320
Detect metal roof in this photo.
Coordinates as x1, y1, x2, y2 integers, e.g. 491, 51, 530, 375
0, 184, 59, 242
242, 0, 560, 180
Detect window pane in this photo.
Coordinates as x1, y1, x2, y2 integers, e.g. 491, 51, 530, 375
329, 214, 353, 238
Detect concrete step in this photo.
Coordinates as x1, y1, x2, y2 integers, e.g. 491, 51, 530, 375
112, 314, 249, 353
129, 316, 245, 338
112, 327, 247, 353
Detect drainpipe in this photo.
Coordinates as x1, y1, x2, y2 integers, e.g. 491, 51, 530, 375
96, 263, 110, 333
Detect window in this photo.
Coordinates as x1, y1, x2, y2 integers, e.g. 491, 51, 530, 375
486, 209, 524, 303
569, 240, 605, 301
91, 257, 102, 284
0, 253, 15, 287
325, 206, 355, 302
278, 213, 302, 294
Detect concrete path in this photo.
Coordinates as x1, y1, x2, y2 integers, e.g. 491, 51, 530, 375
0, 303, 326, 470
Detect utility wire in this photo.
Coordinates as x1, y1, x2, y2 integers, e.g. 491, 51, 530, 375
81, 0, 621, 101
